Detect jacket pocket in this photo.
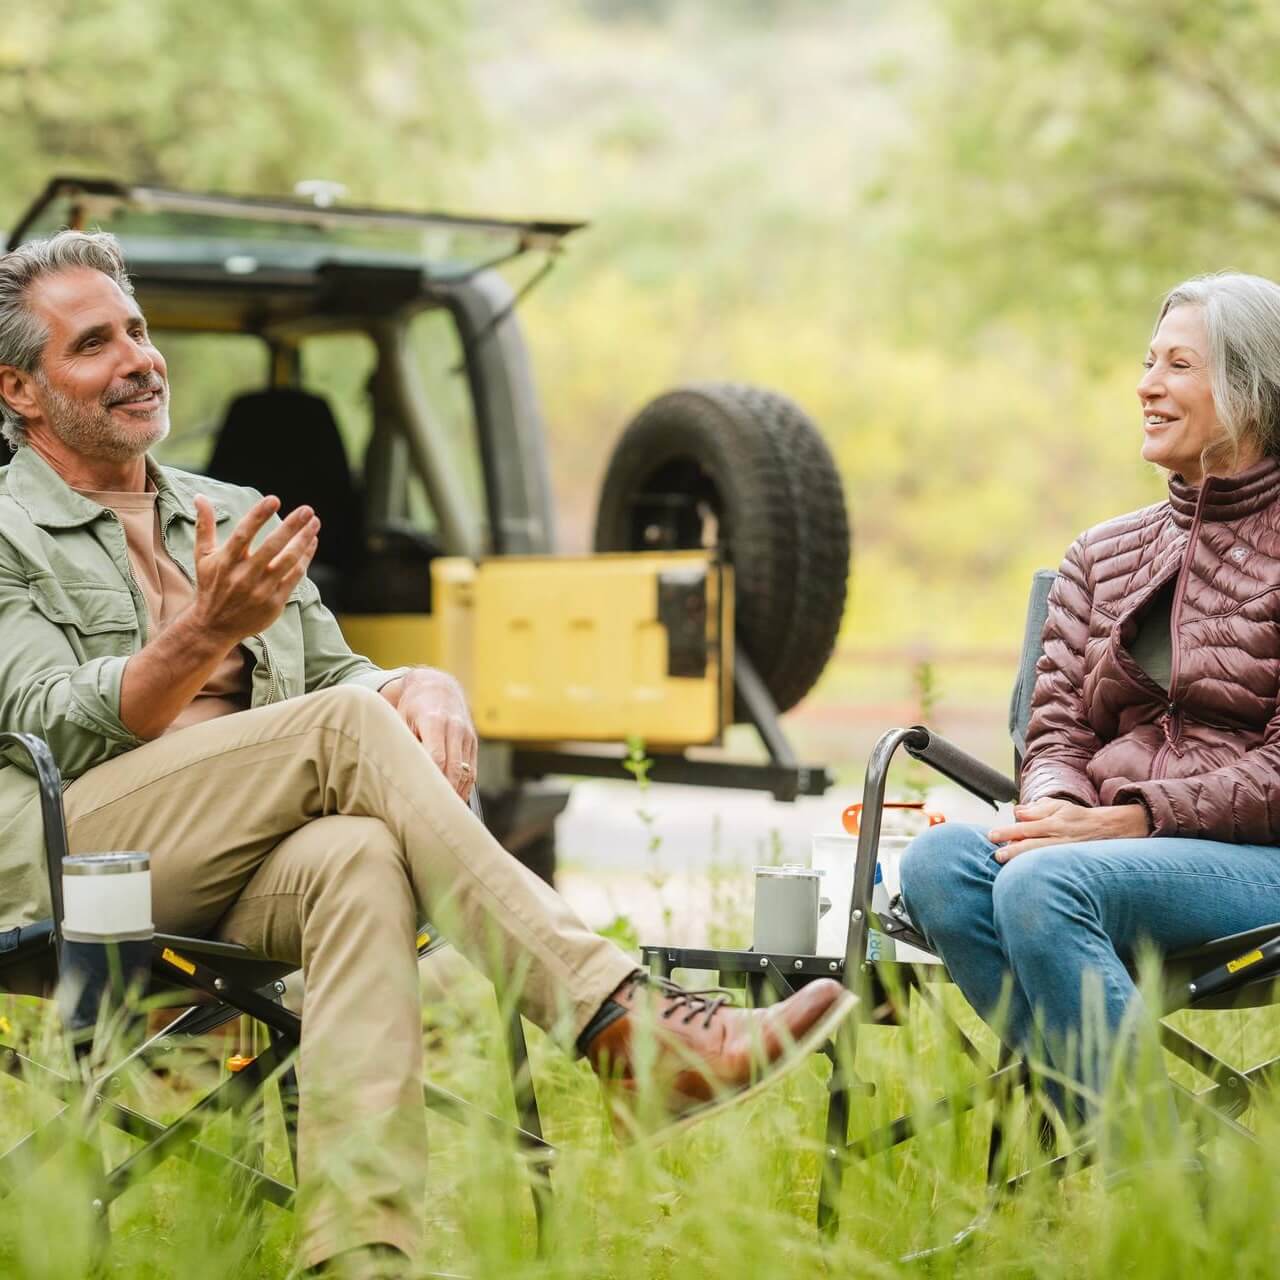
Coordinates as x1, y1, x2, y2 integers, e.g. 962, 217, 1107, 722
27, 575, 136, 636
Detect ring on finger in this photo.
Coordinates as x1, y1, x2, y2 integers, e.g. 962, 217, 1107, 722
458, 762, 473, 777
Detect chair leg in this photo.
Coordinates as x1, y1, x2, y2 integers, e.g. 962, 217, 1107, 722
817, 1037, 852, 1234
817, 972, 883, 1239
276, 1058, 301, 1181
230, 1017, 267, 1241
984, 1044, 1014, 1190
83, 1132, 112, 1271
505, 1010, 552, 1254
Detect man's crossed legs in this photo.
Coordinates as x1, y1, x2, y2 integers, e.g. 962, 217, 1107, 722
63, 686, 847, 1269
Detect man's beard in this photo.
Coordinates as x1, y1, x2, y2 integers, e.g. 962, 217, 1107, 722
36, 372, 170, 464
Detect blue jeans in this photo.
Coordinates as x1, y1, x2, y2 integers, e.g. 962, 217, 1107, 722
899, 824, 1280, 1108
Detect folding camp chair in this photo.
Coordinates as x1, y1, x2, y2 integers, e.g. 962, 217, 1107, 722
0, 731, 555, 1253
642, 568, 1280, 1247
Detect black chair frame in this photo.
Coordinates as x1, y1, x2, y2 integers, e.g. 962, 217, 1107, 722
0, 732, 555, 1251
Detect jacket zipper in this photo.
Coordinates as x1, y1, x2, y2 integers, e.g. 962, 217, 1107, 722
1151, 484, 1208, 778
252, 632, 280, 703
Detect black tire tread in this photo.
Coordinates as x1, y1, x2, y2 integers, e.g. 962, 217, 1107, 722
593, 382, 850, 713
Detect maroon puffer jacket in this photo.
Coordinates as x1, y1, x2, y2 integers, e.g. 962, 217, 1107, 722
1021, 457, 1280, 843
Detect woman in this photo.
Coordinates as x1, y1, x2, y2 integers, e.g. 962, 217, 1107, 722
900, 272, 1280, 1123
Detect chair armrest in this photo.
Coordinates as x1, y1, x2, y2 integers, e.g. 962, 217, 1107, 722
903, 726, 1018, 807
841, 725, 1015, 976
0, 733, 68, 933
1171, 928, 1280, 1011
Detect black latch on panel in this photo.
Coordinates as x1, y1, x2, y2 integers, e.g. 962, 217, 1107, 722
657, 569, 709, 678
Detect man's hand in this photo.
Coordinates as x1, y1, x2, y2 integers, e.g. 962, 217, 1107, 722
989, 797, 1150, 863
189, 495, 319, 646
384, 669, 479, 801
120, 494, 319, 740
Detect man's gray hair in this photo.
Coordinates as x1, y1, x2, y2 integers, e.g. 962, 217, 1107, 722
0, 230, 134, 450
1157, 272, 1280, 472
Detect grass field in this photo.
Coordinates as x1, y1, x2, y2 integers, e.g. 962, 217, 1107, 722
3, 921, 1280, 1280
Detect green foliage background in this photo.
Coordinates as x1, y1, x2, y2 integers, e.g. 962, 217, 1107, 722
4, 0, 1274, 660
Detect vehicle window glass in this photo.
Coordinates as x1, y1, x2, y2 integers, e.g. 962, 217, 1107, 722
404, 465, 440, 535
406, 308, 485, 517
149, 333, 267, 472
299, 332, 378, 475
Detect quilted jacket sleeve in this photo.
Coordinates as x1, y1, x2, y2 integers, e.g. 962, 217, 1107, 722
1112, 718, 1280, 842
1019, 536, 1103, 807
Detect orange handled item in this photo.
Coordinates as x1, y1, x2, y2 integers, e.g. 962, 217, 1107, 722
843, 802, 945, 836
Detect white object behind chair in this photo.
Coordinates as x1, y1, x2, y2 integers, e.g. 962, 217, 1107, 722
812, 833, 941, 964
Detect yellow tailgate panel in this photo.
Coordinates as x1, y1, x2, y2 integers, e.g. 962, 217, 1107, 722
470, 552, 728, 746
336, 614, 438, 673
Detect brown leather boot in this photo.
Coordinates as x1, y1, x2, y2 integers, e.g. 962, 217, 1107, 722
583, 973, 856, 1135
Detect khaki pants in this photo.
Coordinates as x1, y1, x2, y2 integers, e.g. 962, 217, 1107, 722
63, 685, 636, 1266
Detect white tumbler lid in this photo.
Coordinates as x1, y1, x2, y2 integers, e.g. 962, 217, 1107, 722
63, 852, 150, 877
753, 862, 825, 878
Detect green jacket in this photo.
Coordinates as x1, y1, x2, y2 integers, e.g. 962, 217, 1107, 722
0, 446, 402, 930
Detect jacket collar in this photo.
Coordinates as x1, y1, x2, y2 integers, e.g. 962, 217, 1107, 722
1167, 455, 1280, 527
6, 446, 228, 529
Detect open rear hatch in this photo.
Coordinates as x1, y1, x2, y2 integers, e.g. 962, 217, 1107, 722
8, 177, 587, 328
8, 176, 584, 275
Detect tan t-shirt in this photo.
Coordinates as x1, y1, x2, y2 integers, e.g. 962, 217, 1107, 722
75, 485, 252, 734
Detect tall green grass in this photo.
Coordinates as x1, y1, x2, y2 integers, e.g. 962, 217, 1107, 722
3, 947, 1280, 1278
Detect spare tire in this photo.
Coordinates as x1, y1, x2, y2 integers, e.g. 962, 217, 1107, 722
593, 382, 850, 713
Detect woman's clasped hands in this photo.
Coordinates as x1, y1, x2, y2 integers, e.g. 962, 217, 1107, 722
988, 797, 1152, 863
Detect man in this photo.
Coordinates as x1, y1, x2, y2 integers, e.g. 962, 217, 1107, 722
0, 231, 851, 1277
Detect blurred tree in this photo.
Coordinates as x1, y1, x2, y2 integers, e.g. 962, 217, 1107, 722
886, 0, 1280, 345
580, 0, 675, 21
0, 0, 479, 222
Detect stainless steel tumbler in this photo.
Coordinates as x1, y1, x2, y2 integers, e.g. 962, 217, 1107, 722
752, 863, 830, 956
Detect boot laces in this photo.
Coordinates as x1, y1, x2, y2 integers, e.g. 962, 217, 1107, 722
627, 973, 735, 1030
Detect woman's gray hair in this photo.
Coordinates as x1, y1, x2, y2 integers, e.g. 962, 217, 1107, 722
0, 230, 134, 450
1156, 272, 1280, 471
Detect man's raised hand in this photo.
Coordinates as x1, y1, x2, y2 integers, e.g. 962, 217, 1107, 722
190, 494, 319, 645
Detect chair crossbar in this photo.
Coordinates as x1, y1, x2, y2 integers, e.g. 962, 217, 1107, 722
1173, 1078, 1259, 1146
1188, 1054, 1280, 1127
100, 1040, 290, 1208
421, 1079, 555, 1165
1160, 1024, 1254, 1100
845, 1060, 1029, 1162
1005, 1138, 1093, 1190
0, 1037, 295, 1208
911, 982, 994, 1071
0, 1103, 71, 1192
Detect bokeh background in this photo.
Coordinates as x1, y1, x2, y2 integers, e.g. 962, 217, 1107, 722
5, 0, 1277, 828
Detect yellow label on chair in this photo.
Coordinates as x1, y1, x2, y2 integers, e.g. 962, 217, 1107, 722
161, 947, 196, 975
1227, 949, 1264, 974
416, 929, 433, 952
